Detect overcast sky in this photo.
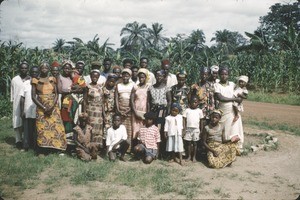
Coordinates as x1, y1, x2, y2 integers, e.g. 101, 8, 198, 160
0, 0, 289, 49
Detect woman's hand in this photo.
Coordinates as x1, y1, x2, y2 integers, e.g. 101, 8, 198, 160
213, 150, 219, 157
233, 115, 239, 123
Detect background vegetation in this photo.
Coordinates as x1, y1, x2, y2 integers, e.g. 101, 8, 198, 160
0, 2, 299, 117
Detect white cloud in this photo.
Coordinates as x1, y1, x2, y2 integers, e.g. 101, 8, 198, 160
0, 0, 290, 49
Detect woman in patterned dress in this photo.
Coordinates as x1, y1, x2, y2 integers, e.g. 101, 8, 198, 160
31, 62, 67, 152
83, 70, 104, 147
202, 110, 239, 168
115, 68, 135, 152
148, 70, 172, 158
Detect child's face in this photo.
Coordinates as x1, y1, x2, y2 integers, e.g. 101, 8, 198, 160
177, 76, 186, 87
76, 64, 84, 75
201, 71, 209, 82
170, 107, 179, 116
51, 67, 59, 77
112, 116, 122, 129
90, 72, 100, 84
40, 64, 49, 76
239, 80, 247, 88
190, 98, 199, 109
211, 71, 218, 80
145, 118, 154, 127
63, 64, 72, 76
210, 113, 221, 125
138, 73, 146, 84
79, 117, 87, 127
219, 70, 229, 83
113, 69, 121, 77
107, 78, 116, 88
122, 72, 130, 84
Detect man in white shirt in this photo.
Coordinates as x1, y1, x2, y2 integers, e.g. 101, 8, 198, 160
106, 114, 129, 161
161, 59, 177, 88
11, 61, 30, 149
20, 66, 39, 151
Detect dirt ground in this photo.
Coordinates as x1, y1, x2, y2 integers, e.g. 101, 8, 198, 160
14, 101, 300, 199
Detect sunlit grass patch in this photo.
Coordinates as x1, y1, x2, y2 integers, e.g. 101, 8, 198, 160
247, 92, 300, 106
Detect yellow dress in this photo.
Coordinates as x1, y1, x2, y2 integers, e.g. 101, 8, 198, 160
32, 77, 67, 150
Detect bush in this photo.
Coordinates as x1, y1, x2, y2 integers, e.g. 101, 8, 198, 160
0, 96, 12, 118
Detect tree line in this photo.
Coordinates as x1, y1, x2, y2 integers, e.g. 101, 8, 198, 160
0, 2, 299, 98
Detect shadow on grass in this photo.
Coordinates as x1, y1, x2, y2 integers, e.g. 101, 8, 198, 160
4, 136, 15, 145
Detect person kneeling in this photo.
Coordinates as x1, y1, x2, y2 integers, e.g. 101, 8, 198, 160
106, 114, 129, 162
74, 113, 101, 161
134, 112, 161, 164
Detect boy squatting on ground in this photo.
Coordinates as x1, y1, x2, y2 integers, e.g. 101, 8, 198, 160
73, 113, 101, 161
106, 114, 130, 161
134, 111, 161, 164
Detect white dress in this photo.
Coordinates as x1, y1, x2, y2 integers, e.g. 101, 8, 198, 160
165, 114, 184, 152
11, 75, 25, 128
214, 82, 244, 148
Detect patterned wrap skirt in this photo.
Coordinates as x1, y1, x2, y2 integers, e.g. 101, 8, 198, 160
207, 141, 238, 169
36, 94, 67, 150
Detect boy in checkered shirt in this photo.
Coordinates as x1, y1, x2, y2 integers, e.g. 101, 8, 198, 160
134, 112, 161, 164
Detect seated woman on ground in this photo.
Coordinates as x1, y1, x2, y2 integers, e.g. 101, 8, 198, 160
201, 109, 240, 169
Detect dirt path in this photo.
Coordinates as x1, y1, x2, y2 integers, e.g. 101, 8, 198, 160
243, 100, 300, 127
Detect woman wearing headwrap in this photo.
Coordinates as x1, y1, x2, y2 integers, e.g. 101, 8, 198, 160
57, 60, 79, 135
202, 109, 239, 168
31, 62, 67, 153
209, 65, 220, 84
131, 68, 151, 139
171, 70, 190, 114
190, 66, 216, 123
115, 68, 135, 152
214, 67, 244, 150
83, 69, 105, 148
148, 69, 172, 158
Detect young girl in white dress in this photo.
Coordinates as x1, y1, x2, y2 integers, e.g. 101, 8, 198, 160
164, 103, 184, 165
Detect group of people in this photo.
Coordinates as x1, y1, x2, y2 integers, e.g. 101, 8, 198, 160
10, 57, 249, 168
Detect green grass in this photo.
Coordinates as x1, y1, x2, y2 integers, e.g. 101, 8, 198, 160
247, 91, 300, 106
244, 118, 300, 136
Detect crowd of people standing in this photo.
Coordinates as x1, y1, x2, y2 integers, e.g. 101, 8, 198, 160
11, 57, 248, 168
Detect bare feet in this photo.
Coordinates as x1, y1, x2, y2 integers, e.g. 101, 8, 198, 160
119, 156, 127, 162
231, 135, 240, 143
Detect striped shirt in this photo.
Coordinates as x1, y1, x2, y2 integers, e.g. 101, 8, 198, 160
138, 125, 161, 149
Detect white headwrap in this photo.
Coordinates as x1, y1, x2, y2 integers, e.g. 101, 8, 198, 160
210, 65, 219, 74
238, 75, 249, 83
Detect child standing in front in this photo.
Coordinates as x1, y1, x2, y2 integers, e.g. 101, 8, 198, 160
106, 114, 130, 162
183, 96, 204, 162
164, 103, 184, 165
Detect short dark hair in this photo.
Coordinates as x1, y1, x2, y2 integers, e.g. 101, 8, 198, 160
140, 57, 148, 62
122, 58, 133, 65
144, 111, 157, 120
103, 58, 112, 63
113, 113, 122, 120
19, 61, 29, 68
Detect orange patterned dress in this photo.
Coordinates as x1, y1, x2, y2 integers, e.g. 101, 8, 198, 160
32, 77, 67, 150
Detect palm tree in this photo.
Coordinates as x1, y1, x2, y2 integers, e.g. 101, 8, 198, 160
147, 23, 169, 50
52, 38, 66, 54
187, 29, 206, 53
211, 29, 246, 55
120, 21, 148, 54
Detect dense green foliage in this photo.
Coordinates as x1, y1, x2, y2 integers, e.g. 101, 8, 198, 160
0, 2, 299, 99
